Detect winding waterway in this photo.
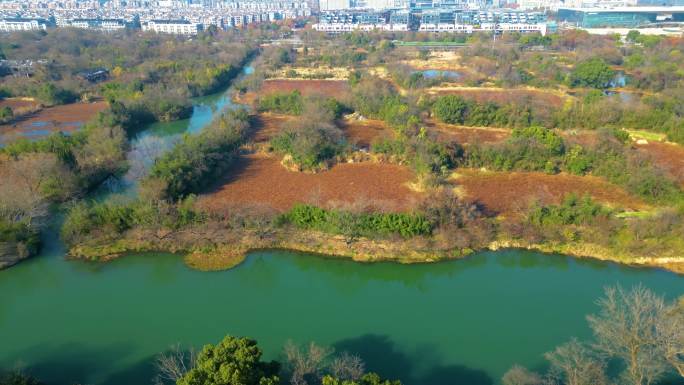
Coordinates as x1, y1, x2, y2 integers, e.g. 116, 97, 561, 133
1, 66, 683, 385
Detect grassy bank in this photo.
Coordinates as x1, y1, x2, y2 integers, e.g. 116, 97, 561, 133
65, 226, 684, 274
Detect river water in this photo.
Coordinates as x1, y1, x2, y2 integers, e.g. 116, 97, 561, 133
1, 237, 682, 385
1, 66, 683, 385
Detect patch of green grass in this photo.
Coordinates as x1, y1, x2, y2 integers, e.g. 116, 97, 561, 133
615, 210, 655, 219
626, 129, 666, 142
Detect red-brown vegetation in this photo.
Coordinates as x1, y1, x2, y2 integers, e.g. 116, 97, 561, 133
636, 141, 684, 186
0, 101, 107, 143
260, 79, 350, 97
250, 113, 296, 143
426, 121, 510, 145
198, 154, 420, 213
455, 169, 647, 216
429, 88, 566, 109
340, 118, 394, 148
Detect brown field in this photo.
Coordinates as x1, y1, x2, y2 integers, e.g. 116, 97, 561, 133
454, 169, 647, 216
198, 154, 420, 213
341, 118, 393, 148
427, 87, 567, 109
260, 79, 351, 97
0, 101, 107, 144
0, 98, 41, 110
402, 51, 466, 71
636, 141, 684, 186
427, 121, 509, 145
250, 113, 296, 143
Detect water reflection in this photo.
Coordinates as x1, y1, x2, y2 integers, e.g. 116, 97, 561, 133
419, 69, 461, 79
333, 334, 494, 385
268, 249, 489, 292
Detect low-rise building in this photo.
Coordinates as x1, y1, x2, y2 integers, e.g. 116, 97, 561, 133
0, 18, 48, 32
142, 19, 202, 34
67, 18, 127, 31
558, 6, 684, 27
315, 9, 548, 34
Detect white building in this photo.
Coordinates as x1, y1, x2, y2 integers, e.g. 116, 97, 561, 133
0, 18, 47, 32
142, 20, 201, 34
419, 22, 474, 32
320, 0, 352, 11
516, 0, 561, 10
67, 18, 127, 31
101, 19, 127, 31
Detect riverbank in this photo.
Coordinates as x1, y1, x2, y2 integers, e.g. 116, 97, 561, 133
64, 226, 684, 274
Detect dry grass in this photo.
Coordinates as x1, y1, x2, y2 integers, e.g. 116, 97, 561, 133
250, 113, 296, 143
340, 117, 394, 148
260, 79, 351, 97
184, 246, 247, 271
402, 51, 466, 71
635, 141, 684, 186
426, 120, 510, 145
0, 100, 107, 144
198, 153, 421, 213
453, 169, 648, 216
426, 86, 567, 109
270, 66, 350, 80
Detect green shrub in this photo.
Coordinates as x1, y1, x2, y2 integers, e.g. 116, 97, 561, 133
0, 219, 40, 248
511, 126, 565, 155
433, 95, 469, 125
2, 132, 86, 166
528, 194, 610, 227
465, 127, 565, 174
148, 109, 250, 199
285, 204, 432, 238
271, 122, 346, 171
0, 106, 12, 123
61, 196, 207, 245
258, 91, 304, 115
432, 95, 533, 128
569, 58, 615, 89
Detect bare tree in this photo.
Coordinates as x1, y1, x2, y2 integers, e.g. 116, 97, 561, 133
544, 338, 607, 385
126, 135, 176, 182
587, 285, 668, 385
658, 297, 684, 378
0, 153, 76, 228
154, 344, 195, 385
501, 365, 545, 385
330, 352, 365, 381
284, 341, 333, 385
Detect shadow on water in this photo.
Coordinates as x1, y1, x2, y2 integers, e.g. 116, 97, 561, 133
333, 334, 493, 385
100, 355, 157, 385
5, 343, 142, 385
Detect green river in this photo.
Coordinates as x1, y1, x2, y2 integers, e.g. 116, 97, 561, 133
1, 72, 683, 385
